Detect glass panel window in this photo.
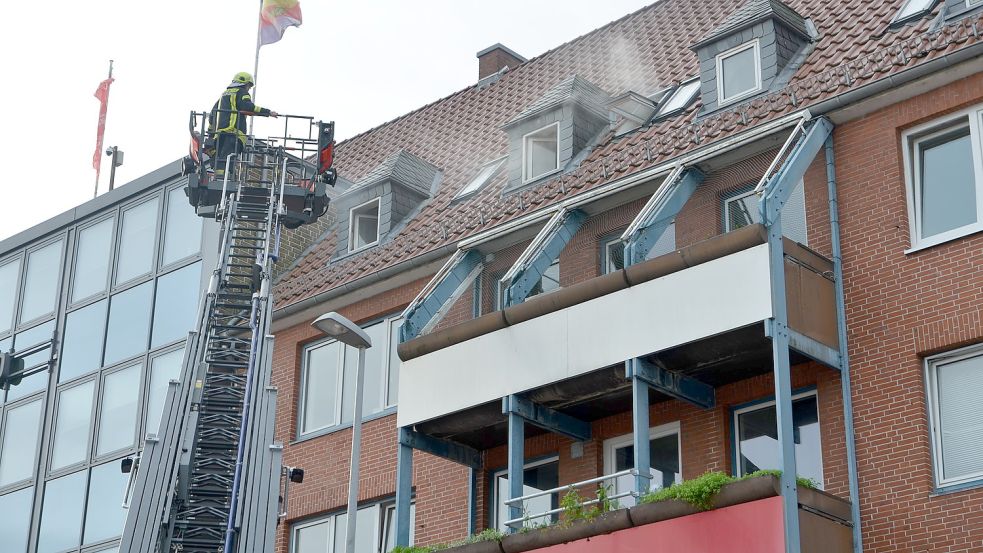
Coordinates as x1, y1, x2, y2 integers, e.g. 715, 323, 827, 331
96, 364, 141, 456
162, 187, 203, 266
83, 460, 129, 544
0, 486, 34, 553
104, 281, 153, 366
0, 399, 43, 486
293, 518, 331, 553
604, 238, 625, 273
0, 259, 20, 335
656, 78, 700, 117
386, 317, 401, 407
523, 123, 559, 182
151, 262, 202, 348
59, 299, 108, 383
331, 506, 378, 553
917, 127, 977, 239
8, 320, 55, 402
723, 183, 807, 245
604, 423, 681, 508
300, 341, 343, 434
292, 501, 411, 553
735, 392, 823, 488
20, 240, 62, 324
51, 381, 95, 471
146, 348, 184, 435
927, 345, 983, 487
496, 261, 560, 309
116, 199, 159, 284
37, 470, 87, 553
72, 218, 114, 303
382, 503, 416, 551
493, 458, 559, 532
349, 199, 380, 252
457, 158, 505, 198
717, 41, 760, 103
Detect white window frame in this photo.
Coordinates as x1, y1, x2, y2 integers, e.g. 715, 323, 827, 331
925, 343, 983, 489
456, 157, 507, 199
602, 237, 625, 274
602, 421, 682, 502
290, 499, 411, 553
969, 0, 983, 8
656, 77, 700, 118
495, 260, 560, 310
491, 455, 560, 532
732, 389, 824, 488
348, 198, 381, 253
723, 188, 760, 233
521, 122, 561, 184
901, 106, 983, 253
298, 314, 402, 438
715, 40, 762, 106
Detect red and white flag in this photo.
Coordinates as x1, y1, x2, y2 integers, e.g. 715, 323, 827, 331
259, 0, 302, 46
93, 77, 114, 181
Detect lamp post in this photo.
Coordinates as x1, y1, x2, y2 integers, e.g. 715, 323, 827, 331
312, 312, 372, 553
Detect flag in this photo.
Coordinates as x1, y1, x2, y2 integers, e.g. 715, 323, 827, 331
93, 77, 114, 180
259, 0, 302, 46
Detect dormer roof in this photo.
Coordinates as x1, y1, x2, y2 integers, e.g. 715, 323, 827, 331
692, 0, 809, 49
503, 75, 611, 129
350, 150, 440, 198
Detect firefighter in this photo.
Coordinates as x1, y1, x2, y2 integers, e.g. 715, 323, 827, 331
210, 72, 279, 178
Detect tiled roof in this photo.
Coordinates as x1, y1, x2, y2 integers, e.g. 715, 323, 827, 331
274, 0, 983, 311
504, 75, 612, 127
347, 150, 440, 198
694, 0, 810, 49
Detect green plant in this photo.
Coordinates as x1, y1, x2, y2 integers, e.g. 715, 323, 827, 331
462, 528, 505, 544
391, 546, 433, 553
742, 469, 819, 490
640, 471, 732, 510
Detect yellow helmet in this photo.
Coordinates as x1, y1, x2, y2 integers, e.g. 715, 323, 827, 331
232, 72, 254, 86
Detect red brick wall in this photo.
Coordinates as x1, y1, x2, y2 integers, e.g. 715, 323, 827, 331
831, 73, 983, 553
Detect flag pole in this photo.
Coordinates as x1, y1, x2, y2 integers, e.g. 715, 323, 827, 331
93, 60, 114, 199
249, 0, 263, 135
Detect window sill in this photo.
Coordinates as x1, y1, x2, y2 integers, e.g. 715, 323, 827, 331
930, 477, 983, 497
904, 224, 983, 255
294, 406, 397, 445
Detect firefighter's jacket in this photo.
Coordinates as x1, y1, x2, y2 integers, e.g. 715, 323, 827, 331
210, 85, 271, 144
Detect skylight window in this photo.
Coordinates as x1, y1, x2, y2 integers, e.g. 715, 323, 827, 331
891, 0, 936, 25
456, 157, 506, 199
716, 41, 762, 105
656, 78, 700, 117
522, 123, 560, 183
349, 198, 380, 252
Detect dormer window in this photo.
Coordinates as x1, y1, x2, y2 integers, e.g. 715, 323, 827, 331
716, 41, 762, 105
456, 157, 506, 199
523, 123, 560, 183
349, 198, 380, 252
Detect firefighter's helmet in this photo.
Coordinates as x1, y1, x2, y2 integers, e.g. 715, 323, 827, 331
232, 72, 255, 86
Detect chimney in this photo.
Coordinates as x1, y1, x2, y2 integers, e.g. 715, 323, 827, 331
476, 43, 527, 80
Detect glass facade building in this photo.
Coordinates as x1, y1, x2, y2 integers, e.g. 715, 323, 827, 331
0, 162, 217, 553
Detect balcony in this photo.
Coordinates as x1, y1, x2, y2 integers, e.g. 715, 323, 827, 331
396, 224, 838, 448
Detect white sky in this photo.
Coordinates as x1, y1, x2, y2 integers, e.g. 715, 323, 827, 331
0, 0, 656, 241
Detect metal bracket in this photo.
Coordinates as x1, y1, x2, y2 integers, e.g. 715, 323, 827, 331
759, 117, 833, 226
399, 428, 482, 469
502, 209, 587, 307
502, 395, 591, 442
627, 357, 715, 409
622, 166, 705, 266
400, 249, 484, 342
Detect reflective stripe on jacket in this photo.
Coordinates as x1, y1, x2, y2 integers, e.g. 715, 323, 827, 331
210, 85, 271, 143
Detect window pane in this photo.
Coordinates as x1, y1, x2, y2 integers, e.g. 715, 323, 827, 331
151, 262, 202, 348
59, 300, 108, 382
0, 399, 43, 486
936, 353, 983, 481
613, 433, 680, 505
8, 320, 55, 402
495, 461, 559, 531
606, 241, 625, 273
294, 519, 330, 553
658, 79, 700, 116
116, 199, 158, 283
51, 381, 95, 471
726, 187, 807, 245
737, 395, 823, 487
357, 321, 389, 417
0, 486, 34, 553
146, 348, 184, 435
332, 505, 378, 553
721, 46, 757, 100
162, 187, 203, 266
20, 240, 62, 324
919, 129, 977, 239
97, 364, 141, 456
72, 219, 114, 303
104, 281, 153, 366
387, 318, 401, 407
37, 470, 87, 553
351, 201, 380, 250
301, 341, 342, 433
526, 126, 558, 180
83, 460, 129, 544
383, 503, 416, 550
0, 259, 20, 335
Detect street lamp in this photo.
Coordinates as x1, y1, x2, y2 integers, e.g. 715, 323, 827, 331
312, 312, 372, 553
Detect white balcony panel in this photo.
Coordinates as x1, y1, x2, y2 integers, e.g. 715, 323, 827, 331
398, 244, 772, 427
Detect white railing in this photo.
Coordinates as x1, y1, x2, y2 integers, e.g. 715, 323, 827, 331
503, 469, 640, 530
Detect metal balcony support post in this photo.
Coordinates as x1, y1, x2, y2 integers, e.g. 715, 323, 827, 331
622, 167, 705, 266
825, 136, 864, 553
507, 410, 525, 531
502, 209, 587, 307
400, 249, 484, 342
394, 428, 414, 547
502, 395, 591, 442
626, 359, 652, 496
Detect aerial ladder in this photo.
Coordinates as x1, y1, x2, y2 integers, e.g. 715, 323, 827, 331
114, 111, 336, 553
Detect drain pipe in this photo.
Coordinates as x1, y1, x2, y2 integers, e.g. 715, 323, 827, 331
825, 136, 863, 553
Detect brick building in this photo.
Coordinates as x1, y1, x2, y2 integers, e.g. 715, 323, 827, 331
267, 0, 983, 552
